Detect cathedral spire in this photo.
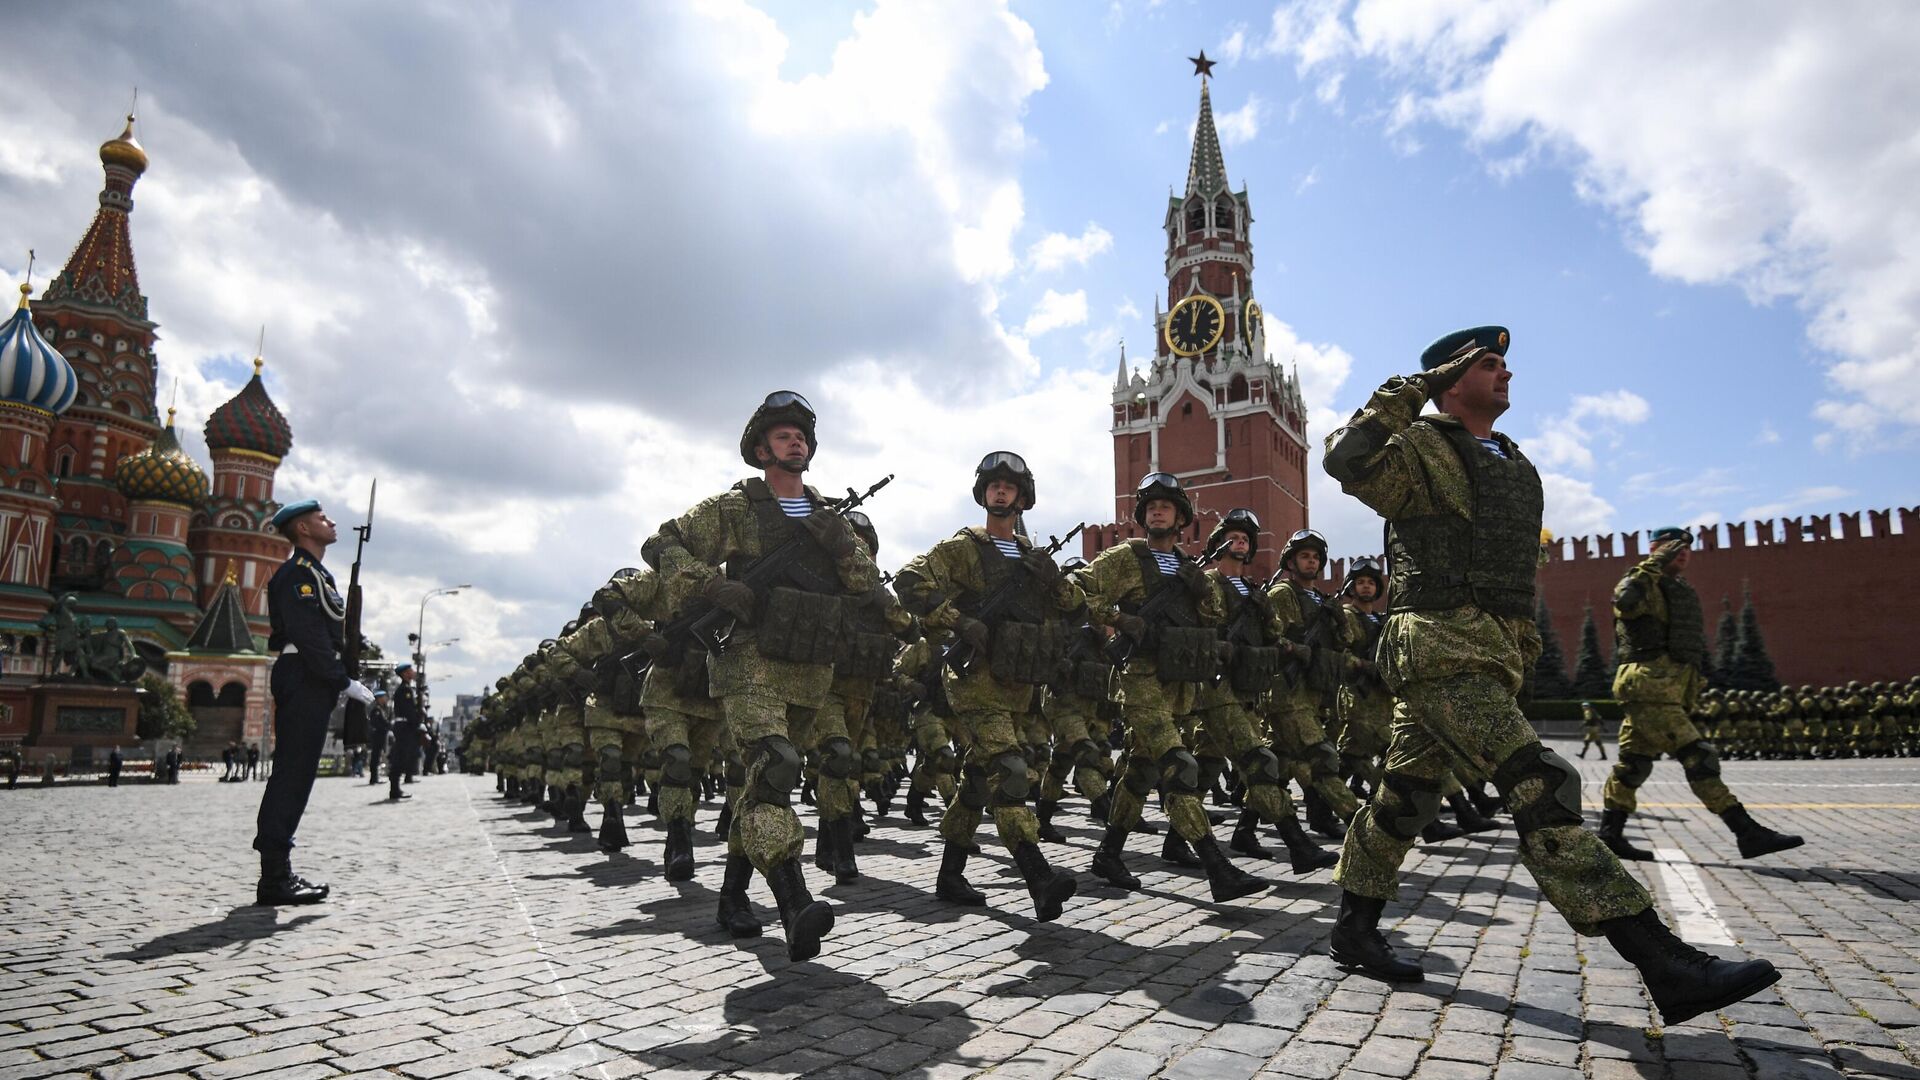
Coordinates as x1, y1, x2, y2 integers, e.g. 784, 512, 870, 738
44, 110, 150, 323
1185, 79, 1228, 198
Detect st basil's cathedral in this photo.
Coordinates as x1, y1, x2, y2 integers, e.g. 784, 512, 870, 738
0, 112, 294, 759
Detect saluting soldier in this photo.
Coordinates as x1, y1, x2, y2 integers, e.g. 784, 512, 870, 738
253, 499, 374, 906
1321, 326, 1780, 1026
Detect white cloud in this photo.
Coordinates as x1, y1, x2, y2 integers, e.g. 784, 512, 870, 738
1261, 0, 1920, 451
1023, 288, 1089, 336
1027, 223, 1114, 272
1528, 389, 1651, 471
1540, 472, 1616, 538
1738, 484, 1854, 522
1215, 94, 1267, 147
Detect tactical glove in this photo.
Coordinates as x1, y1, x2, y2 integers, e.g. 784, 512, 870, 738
1414, 345, 1484, 400
639, 631, 673, 660
956, 616, 991, 654
1175, 560, 1209, 596
1652, 538, 1690, 565
1020, 550, 1063, 587
702, 576, 757, 624
1112, 612, 1149, 640
801, 509, 860, 560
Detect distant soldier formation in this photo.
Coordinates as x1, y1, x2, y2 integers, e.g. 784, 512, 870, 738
417, 328, 1920, 1030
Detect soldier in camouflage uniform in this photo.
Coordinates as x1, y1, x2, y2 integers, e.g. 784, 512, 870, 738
1577, 701, 1607, 759
644, 391, 879, 961
1195, 508, 1339, 873
1036, 558, 1117, 840
894, 634, 960, 825
894, 451, 1082, 921
547, 608, 611, 834
1074, 472, 1268, 902
1599, 527, 1802, 862
1265, 530, 1365, 840
1333, 557, 1392, 797
575, 569, 659, 854
1321, 326, 1779, 1025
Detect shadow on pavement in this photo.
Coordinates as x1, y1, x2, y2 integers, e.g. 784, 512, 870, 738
109, 904, 324, 961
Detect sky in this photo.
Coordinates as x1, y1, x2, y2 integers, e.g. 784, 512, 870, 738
1, 0, 1914, 703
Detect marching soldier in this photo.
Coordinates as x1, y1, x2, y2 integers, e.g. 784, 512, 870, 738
1265, 529, 1364, 838
1038, 561, 1119, 839
389, 662, 423, 802
1322, 326, 1779, 1025
896, 633, 961, 825
894, 451, 1083, 920
1598, 526, 1802, 862
1577, 701, 1607, 759
253, 499, 372, 906
1074, 472, 1268, 902
643, 391, 877, 961
1334, 557, 1392, 798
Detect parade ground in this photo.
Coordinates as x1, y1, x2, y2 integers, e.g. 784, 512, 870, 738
4, 744, 1918, 1080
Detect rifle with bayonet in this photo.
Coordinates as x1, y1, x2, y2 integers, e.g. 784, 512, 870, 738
1101, 535, 1228, 667
340, 480, 376, 746
940, 522, 1085, 677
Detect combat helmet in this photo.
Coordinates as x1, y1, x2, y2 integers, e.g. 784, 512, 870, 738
1278, 528, 1329, 572
972, 451, 1036, 512
845, 510, 879, 557
1132, 472, 1193, 529
1341, 554, 1386, 597
739, 390, 817, 469
1205, 507, 1261, 557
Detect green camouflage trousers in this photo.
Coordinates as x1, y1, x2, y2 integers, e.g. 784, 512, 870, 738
584, 696, 648, 805
1194, 699, 1296, 825
797, 684, 866, 824
910, 714, 960, 804
1335, 671, 1652, 935
1269, 695, 1362, 818
720, 692, 812, 872
1337, 684, 1393, 789
939, 706, 1042, 850
1040, 693, 1112, 804
645, 704, 725, 824
1109, 673, 1212, 842
542, 706, 590, 792
1602, 703, 1737, 814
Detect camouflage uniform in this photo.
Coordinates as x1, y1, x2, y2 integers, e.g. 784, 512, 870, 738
1195, 569, 1301, 829
1322, 371, 1651, 934
1038, 627, 1117, 809
1334, 599, 1393, 790
895, 636, 960, 810
1578, 702, 1607, 760
1266, 578, 1365, 829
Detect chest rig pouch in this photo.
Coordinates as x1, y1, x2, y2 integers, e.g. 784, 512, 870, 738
967, 533, 1067, 685
1220, 580, 1281, 694
1124, 543, 1218, 682
835, 625, 897, 679
731, 480, 846, 664
1386, 421, 1543, 619
867, 680, 911, 727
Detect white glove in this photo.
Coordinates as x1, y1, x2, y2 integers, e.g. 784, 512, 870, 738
343, 681, 377, 707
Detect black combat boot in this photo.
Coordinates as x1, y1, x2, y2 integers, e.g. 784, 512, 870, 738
714, 853, 762, 939
1420, 816, 1464, 842
1089, 824, 1140, 891
714, 802, 732, 838
813, 822, 835, 874
664, 819, 696, 882
1012, 842, 1077, 922
1330, 891, 1422, 982
1303, 790, 1347, 840
1035, 801, 1067, 843
850, 805, 869, 840
1134, 814, 1161, 836
1720, 805, 1805, 859
1276, 815, 1340, 874
935, 842, 987, 906
523, 779, 543, 805
1448, 792, 1501, 834
494, 773, 505, 792
645, 783, 659, 818
597, 802, 629, 854
255, 852, 328, 907
1466, 781, 1504, 817
829, 817, 859, 885
1159, 831, 1201, 867
1598, 808, 1656, 862
799, 777, 816, 806
388, 772, 410, 801
904, 787, 929, 826
503, 777, 519, 798
1600, 907, 1780, 1025
869, 781, 892, 818
1087, 792, 1111, 824
766, 859, 834, 962
565, 787, 592, 833
1230, 810, 1273, 859
1194, 833, 1270, 901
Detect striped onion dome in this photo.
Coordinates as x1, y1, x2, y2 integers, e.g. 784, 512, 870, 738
116, 409, 209, 506
205, 357, 292, 459
0, 284, 79, 416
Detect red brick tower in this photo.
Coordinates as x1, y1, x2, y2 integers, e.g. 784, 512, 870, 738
33, 113, 163, 593
1083, 75, 1310, 582
191, 353, 292, 634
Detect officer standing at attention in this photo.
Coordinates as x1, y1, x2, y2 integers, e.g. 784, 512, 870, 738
367, 688, 391, 785
254, 499, 375, 905
389, 663, 423, 801
1322, 326, 1780, 1025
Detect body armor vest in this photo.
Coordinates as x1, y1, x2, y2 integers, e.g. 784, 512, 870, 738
1385, 421, 1542, 619
729, 479, 843, 664
834, 597, 897, 680
1220, 574, 1282, 695
1617, 574, 1707, 667
1275, 580, 1330, 645
964, 533, 1064, 684
1124, 542, 1201, 628
1125, 543, 1215, 681
1352, 608, 1386, 665
727, 479, 841, 594
961, 532, 1050, 625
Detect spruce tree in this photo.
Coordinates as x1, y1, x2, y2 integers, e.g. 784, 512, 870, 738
1532, 599, 1574, 699
1709, 596, 1738, 690
1730, 581, 1780, 692
1571, 602, 1612, 699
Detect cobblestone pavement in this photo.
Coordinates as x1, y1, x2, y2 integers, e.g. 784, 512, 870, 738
3, 743, 1919, 1080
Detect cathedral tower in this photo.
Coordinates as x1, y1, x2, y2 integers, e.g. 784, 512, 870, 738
191, 353, 292, 632
1083, 70, 1310, 582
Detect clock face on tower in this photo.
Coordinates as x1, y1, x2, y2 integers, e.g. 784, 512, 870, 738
1165, 294, 1225, 356
1243, 299, 1262, 341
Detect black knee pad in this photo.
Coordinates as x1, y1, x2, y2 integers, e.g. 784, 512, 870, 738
1377, 773, 1444, 841
990, 750, 1032, 806
594, 744, 623, 782
724, 755, 747, 787
1493, 745, 1584, 835
1122, 756, 1157, 797
820, 736, 859, 780
959, 764, 992, 810
1612, 751, 1656, 789
1308, 741, 1341, 777
639, 749, 663, 772
544, 747, 567, 771
1235, 746, 1284, 787
1676, 740, 1722, 782
1071, 738, 1106, 770
861, 747, 885, 775
561, 742, 589, 769
659, 744, 695, 789
930, 745, 960, 777
1158, 748, 1203, 796
746, 736, 802, 806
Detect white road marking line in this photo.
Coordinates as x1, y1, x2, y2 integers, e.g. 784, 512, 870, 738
1654, 847, 1734, 947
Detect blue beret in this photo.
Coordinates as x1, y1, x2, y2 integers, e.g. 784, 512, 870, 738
1420, 326, 1510, 370
271, 499, 321, 530
373, 688, 389, 697
1650, 525, 1692, 545
394, 661, 414, 673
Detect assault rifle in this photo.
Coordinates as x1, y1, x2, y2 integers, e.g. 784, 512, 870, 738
1278, 584, 1342, 698
941, 522, 1085, 676
1102, 535, 1228, 667
340, 480, 376, 746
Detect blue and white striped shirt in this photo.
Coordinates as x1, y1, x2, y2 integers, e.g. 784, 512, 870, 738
1151, 550, 1184, 576
777, 496, 812, 518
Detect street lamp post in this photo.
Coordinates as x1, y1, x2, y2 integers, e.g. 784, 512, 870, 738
412, 585, 470, 714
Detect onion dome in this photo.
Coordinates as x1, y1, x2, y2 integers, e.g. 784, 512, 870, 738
116, 408, 209, 506
99, 114, 148, 176
0, 283, 79, 416
205, 356, 293, 459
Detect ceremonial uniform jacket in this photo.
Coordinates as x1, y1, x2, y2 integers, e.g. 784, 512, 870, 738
267, 550, 348, 692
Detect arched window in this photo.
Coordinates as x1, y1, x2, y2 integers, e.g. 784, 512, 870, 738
187, 681, 215, 707
217, 682, 247, 707
1185, 200, 1206, 235
1228, 374, 1249, 402
54, 449, 74, 478
1215, 199, 1235, 232
18, 479, 36, 494
64, 537, 88, 573
94, 540, 114, 569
